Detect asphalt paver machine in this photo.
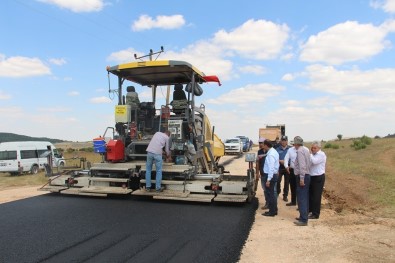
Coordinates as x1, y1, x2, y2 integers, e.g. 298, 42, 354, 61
41, 50, 256, 203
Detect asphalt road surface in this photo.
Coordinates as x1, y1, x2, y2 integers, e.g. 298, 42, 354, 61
0, 193, 257, 263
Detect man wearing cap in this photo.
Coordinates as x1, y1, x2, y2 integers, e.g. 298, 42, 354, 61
262, 139, 279, 217
293, 136, 311, 226
256, 137, 269, 210
276, 135, 290, 202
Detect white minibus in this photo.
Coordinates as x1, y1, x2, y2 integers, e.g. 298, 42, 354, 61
0, 141, 66, 175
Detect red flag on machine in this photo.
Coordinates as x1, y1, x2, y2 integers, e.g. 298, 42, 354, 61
202, 75, 221, 86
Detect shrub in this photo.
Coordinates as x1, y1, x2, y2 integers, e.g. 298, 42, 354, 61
324, 143, 332, 149
80, 147, 94, 152
324, 142, 339, 149
66, 148, 75, 153
360, 135, 372, 145
350, 135, 372, 150
350, 140, 366, 150
331, 144, 340, 149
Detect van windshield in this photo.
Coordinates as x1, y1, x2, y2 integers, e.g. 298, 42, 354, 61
0, 151, 17, 160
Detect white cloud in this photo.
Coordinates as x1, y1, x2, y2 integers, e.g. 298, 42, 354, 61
90, 96, 112, 104
37, 0, 104, 12
238, 65, 266, 75
281, 53, 294, 60
371, 0, 395, 13
68, 91, 79, 96
281, 73, 294, 81
213, 19, 290, 60
37, 107, 72, 112
108, 19, 291, 81
304, 64, 395, 95
0, 106, 24, 117
0, 55, 51, 77
0, 90, 11, 100
207, 83, 284, 105
132, 14, 185, 31
107, 48, 142, 63
109, 42, 234, 81
49, 58, 67, 65
300, 21, 392, 65
165, 41, 234, 80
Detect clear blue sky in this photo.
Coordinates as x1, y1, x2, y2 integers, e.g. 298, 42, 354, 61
1, 0, 395, 142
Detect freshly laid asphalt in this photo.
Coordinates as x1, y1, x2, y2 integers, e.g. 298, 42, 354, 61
0, 193, 257, 263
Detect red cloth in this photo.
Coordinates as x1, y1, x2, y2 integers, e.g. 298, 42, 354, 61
202, 75, 221, 86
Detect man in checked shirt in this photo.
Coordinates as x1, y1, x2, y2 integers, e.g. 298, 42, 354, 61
293, 136, 311, 226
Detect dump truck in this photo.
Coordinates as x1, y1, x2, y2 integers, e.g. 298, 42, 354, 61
258, 125, 286, 142
40, 51, 256, 203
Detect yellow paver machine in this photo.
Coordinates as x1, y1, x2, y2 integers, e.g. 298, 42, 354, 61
41, 49, 256, 203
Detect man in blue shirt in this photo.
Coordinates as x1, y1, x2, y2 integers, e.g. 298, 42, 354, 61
262, 139, 279, 217
276, 135, 290, 202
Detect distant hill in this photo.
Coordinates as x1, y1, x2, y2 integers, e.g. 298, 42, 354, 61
0, 132, 65, 144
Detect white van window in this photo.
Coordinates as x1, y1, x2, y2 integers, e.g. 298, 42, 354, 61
20, 150, 38, 159
0, 151, 17, 160
53, 149, 62, 158
37, 149, 48, 156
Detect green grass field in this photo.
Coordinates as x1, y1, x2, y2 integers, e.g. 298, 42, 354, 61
323, 137, 395, 217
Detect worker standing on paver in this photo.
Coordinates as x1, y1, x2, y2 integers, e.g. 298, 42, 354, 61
145, 130, 172, 192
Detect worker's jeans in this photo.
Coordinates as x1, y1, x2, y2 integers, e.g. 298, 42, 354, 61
296, 174, 311, 223
145, 152, 163, 190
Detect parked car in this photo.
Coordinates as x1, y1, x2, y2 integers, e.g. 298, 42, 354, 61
224, 138, 243, 155
236, 136, 252, 152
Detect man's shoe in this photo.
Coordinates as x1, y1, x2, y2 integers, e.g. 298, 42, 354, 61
286, 202, 296, 206
156, 186, 164, 192
261, 204, 269, 210
145, 187, 151, 192
283, 196, 288, 202
308, 214, 319, 219
295, 217, 301, 221
262, 212, 276, 217
294, 221, 308, 226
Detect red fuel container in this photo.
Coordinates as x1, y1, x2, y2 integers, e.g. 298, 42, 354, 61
106, 139, 125, 162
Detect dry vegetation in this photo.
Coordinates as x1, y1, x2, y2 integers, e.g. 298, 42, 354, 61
322, 137, 395, 218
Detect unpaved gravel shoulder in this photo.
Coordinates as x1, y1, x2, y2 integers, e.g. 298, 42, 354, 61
0, 186, 46, 204
239, 185, 395, 263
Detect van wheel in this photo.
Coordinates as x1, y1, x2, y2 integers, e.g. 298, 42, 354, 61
58, 162, 64, 172
31, 165, 39, 174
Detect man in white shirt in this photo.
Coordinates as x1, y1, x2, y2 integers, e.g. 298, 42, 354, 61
145, 131, 172, 192
309, 141, 327, 219
284, 144, 297, 206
